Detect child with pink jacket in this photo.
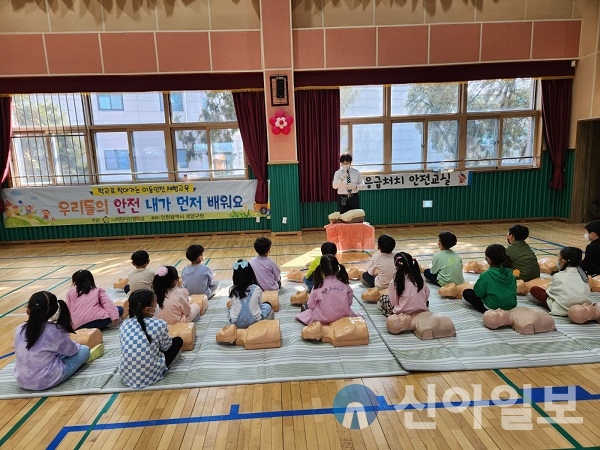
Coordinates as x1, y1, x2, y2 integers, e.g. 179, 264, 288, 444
66, 270, 122, 330
296, 254, 360, 325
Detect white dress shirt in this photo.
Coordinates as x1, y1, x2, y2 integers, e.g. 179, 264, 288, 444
332, 167, 363, 195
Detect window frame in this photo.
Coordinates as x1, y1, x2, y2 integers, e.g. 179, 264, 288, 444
340, 81, 541, 174
10, 92, 248, 186
96, 93, 124, 111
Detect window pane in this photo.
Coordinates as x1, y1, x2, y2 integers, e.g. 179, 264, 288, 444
172, 91, 237, 123
393, 83, 459, 116
104, 150, 130, 170
501, 117, 535, 166
132, 131, 169, 180
392, 122, 423, 171
91, 92, 165, 125
467, 78, 534, 112
210, 128, 245, 178
352, 123, 383, 172
174, 129, 209, 179
12, 93, 85, 128
98, 95, 112, 110
53, 134, 90, 184
11, 135, 51, 185
427, 120, 458, 170
340, 124, 349, 154
95, 132, 131, 182
97, 93, 123, 111
170, 93, 184, 112
340, 86, 384, 118
466, 118, 498, 168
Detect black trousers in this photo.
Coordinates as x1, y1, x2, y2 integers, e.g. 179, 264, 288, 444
337, 193, 360, 214
462, 289, 488, 313
164, 336, 184, 366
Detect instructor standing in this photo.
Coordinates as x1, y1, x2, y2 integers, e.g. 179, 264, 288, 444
332, 153, 363, 213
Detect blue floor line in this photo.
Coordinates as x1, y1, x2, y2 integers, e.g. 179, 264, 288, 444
46, 385, 600, 449
0, 352, 14, 360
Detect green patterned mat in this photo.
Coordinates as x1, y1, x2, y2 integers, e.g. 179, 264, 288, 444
0, 283, 407, 399
3, 277, 600, 399
354, 274, 600, 372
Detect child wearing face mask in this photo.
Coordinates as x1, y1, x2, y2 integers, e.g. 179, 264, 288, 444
332, 153, 364, 213
582, 220, 600, 277
529, 246, 592, 316
119, 289, 183, 389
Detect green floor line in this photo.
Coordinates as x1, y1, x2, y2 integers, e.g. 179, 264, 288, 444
73, 393, 119, 450
0, 397, 47, 447
493, 369, 583, 449
0, 277, 72, 319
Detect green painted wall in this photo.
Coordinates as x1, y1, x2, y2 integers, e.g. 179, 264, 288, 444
268, 163, 301, 232
301, 150, 573, 228
0, 151, 573, 242
0, 215, 269, 242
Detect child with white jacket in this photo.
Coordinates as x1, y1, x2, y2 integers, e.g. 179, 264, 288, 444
529, 247, 593, 316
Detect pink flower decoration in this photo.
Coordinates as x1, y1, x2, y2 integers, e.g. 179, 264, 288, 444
269, 109, 294, 135
156, 266, 168, 277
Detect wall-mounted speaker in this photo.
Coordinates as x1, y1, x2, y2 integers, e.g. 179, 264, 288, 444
276, 78, 286, 99
270, 75, 289, 106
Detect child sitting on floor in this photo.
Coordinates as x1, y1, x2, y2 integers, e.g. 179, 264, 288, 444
582, 220, 600, 277
249, 237, 281, 291
424, 231, 465, 287
462, 244, 517, 313
153, 266, 200, 324
378, 252, 430, 317
66, 269, 123, 330
182, 244, 220, 298
296, 254, 360, 325
304, 241, 337, 292
361, 234, 396, 290
506, 224, 540, 281
119, 289, 183, 389
14, 291, 90, 391
529, 246, 592, 316
125, 250, 155, 295
228, 260, 274, 328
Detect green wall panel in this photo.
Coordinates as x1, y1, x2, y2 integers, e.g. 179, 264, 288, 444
0, 151, 573, 242
0, 216, 269, 242
301, 150, 573, 228
268, 163, 301, 232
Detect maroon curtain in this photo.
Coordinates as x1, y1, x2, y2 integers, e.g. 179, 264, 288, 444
0, 96, 12, 213
232, 91, 268, 204
541, 79, 573, 190
296, 89, 340, 202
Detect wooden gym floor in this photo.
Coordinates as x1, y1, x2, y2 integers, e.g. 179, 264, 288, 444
0, 220, 599, 449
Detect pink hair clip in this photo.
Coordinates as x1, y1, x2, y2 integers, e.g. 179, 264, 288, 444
156, 266, 168, 277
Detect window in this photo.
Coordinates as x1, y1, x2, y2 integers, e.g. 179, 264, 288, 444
104, 150, 130, 171
159, 92, 184, 112
96, 94, 123, 111
340, 80, 539, 173
10, 91, 246, 186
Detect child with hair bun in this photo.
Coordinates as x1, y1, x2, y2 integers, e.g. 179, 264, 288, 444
462, 244, 517, 313
529, 246, 593, 316
378, 252, 430, 317
119, 289, 183, 389
153, 266, 200, 324
14, 291, 90, 391
228, 259, 274, 328
296, 254, 359, 325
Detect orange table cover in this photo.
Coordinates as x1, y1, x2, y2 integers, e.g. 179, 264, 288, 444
325, 222, 376, 252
